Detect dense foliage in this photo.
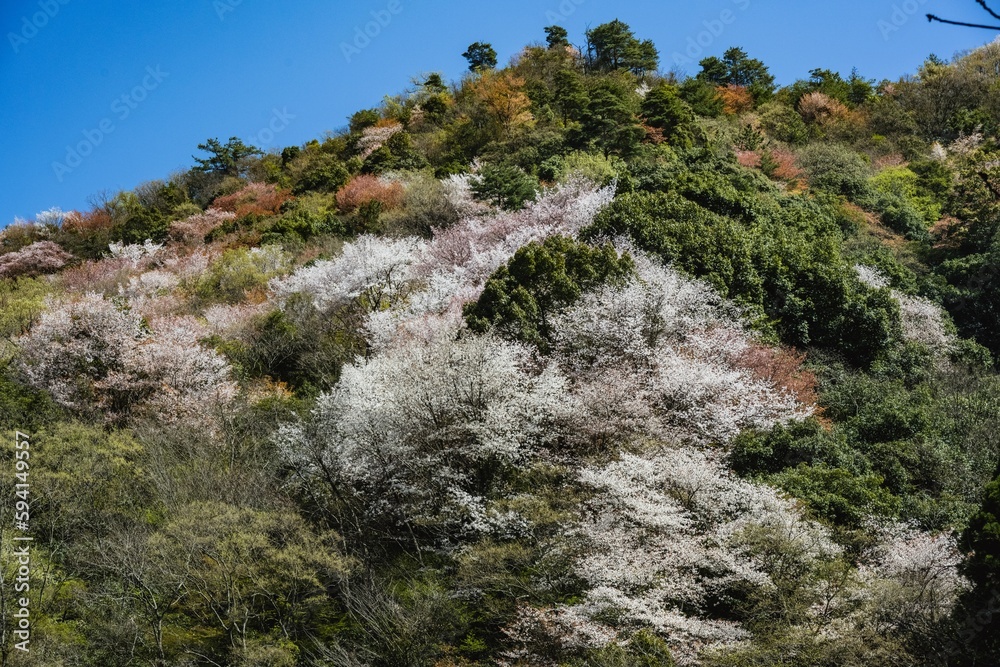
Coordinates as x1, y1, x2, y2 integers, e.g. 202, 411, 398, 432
4, 18, 1000, 666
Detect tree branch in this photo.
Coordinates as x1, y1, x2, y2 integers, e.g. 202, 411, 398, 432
977, 0, 1000, 20
927, 14, 1000, 30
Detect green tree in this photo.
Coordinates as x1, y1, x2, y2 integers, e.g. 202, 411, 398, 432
641, 83, 697, 147
770, 464, 900, 528
584, 19, 659, 75
698, 47, 776, 103
192, 137, 264, 177
553, 69, 589, 122
679, 78, 725, 117
464, 235, 635, 349
544, 25, 569, 49
585, 189, 902, 362
463, 42, 498, 72
470, 163, 538, 210
954, 466, 1000, 664
573, 83, 645, 155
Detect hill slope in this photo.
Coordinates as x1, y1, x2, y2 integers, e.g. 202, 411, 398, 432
3, 20, 1000, 667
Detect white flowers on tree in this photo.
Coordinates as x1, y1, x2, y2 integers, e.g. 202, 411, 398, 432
355, 121, 403, 159
571, 446, 840, 663
280, 332, 575, 542
273, 177, 616, 350
271, 234, 424, 313
108, 239, 164, 266
855, 265, 954, 352
265, 175, 970, 663
553, 254, 811, 446
857, 523, 969, 630
17, 292, 236, 425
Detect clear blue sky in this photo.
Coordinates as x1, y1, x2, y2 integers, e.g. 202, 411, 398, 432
0, 0, 997, 225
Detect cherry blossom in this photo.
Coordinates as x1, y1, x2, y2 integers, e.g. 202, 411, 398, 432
108, 239, 164, 267
355, 121, 403, 159
0, 240, 74, 278
17, 292, 235, 426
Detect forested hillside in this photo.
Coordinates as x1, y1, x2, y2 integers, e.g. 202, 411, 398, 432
4, 19, 1000, 666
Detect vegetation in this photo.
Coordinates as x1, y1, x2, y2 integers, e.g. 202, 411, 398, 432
5, 17, 1000, 666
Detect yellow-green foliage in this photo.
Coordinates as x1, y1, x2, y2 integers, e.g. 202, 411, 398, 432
557, 150, 622, 186
12, 422, 155, 538
0, 277, 49, 360
192, 246, 291, 305
870, 166, 942, 223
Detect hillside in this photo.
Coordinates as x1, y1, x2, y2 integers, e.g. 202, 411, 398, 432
3, 20, 1000, 667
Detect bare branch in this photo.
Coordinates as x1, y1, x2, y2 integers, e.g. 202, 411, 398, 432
927, 13, 1000, 30
977, 0, 1000, 20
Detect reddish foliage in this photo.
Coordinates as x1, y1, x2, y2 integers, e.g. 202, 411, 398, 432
62, 208, 113, 235
735, 150, 761, 169
734, 342, 818, 409
643, 123, 666, 144
716, 84, 754, 115
212, 182, 291, 218
335, 175, 405, 213
768, 149, 804, 182
168, 209, 237, 244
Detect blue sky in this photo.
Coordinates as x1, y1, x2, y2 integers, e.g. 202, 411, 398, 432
0, 0, 997, 225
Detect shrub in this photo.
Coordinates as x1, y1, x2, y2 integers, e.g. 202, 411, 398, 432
870, 166, 942, 223
0, 219, 49, 252
168, 208, 237, 244
758, 102, 810, 144
59, 207, 115, 254
557, 151, 621, 186
766, 148, 804, 183
335, 174, 405, 213
382, 171, 460, 236
193, 246, 291, 305
464, 235, 635, 350
289, 151, 351, 194
735, 150, 762, 169
798, 91, 850, 125
798, 143, 872, 199
211, 182, 291, 218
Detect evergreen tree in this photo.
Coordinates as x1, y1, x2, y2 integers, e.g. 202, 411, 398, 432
544, 25, 570, 49
585, 19, 659, 75
463, 41, 498, 72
